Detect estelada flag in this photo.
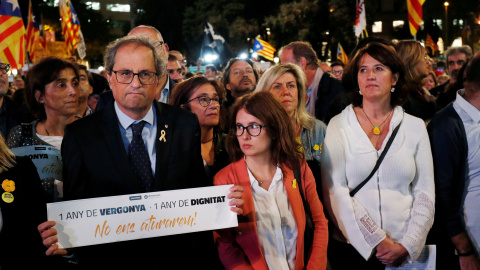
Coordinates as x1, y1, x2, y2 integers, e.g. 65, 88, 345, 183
25, 0, 40, 62
337, 43, 348, 64
407, 0, 425, 37
59, 0, 80, 55
253, 38, 276, 61
0, 0, 25, 69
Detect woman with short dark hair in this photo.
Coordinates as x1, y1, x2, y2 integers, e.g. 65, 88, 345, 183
322, 42, 435, 269
215, 91, 328, 269
7, 57, 79, 202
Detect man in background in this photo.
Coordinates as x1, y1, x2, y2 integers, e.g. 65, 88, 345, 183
280, 41, 345, 123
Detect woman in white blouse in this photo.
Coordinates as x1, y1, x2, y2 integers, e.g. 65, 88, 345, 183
321, 42, 435, 269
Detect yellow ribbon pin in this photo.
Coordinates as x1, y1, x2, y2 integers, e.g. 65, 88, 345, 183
292, 179, 297, 189
159, 130, 166, 142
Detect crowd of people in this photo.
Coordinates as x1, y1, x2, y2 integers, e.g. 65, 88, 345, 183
0, 23, 479, 270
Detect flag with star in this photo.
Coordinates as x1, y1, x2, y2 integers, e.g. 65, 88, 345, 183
0, 0, 25, 69
253, 37, 276, 61
59, 0, 80, 56
337, 43, 348, 64
25, 0, 40, 62
38, 13, 47, 51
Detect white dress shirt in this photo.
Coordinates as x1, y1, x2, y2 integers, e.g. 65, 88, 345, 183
247, 165, 298, 270
158, 79, 171, 104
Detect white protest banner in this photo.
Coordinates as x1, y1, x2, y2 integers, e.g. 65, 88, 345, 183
10, 145, 63, 202
47, 185, 237, 248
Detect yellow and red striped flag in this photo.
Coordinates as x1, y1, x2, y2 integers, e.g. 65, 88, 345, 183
407, 0, 425, 37
425, 33, 438, 54
0, 0, 25, 70
59, 0, 80, 56
253, 38, 276, 61
337, 43, 348, 64
25, 0, 40, 62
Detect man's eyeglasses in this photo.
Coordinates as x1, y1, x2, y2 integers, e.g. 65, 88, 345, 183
236, 124, 265, 137
187, 96, 221, 107
0, 63, 10, 74
112, 70, 158, 85
332, 70, 343, 76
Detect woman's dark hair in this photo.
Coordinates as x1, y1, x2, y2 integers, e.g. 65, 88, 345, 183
348, 36, 394, 60
226, 91, 303, 170
342, 42, 407, 107
26, 57, 79, 119
170, 75, 226, 132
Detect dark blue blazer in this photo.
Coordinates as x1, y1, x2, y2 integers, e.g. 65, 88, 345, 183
314, 73, 348, 124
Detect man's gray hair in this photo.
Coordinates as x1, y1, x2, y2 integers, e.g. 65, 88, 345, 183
446, 45, 473, 62
103, 36, 166, 78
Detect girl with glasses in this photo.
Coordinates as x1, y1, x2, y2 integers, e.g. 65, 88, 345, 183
214, 91, 328, 269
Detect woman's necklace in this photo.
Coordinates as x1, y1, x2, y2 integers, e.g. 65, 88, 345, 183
362, 107, 393, 135
201, 137, 214, 144
245, 158, 269, 186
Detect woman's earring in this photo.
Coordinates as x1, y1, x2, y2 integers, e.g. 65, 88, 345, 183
359, 90, 363, 95
391, 86, 395, 93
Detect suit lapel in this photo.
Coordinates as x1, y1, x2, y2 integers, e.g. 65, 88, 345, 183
99, 102, 139, 192
153, 101, 173, 191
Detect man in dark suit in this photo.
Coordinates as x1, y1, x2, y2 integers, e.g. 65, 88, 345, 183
279, 41, 349, 124
39, 36, 242, 269
96, 25, 175, 110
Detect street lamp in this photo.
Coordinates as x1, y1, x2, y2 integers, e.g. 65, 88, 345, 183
444, 2, 449, 49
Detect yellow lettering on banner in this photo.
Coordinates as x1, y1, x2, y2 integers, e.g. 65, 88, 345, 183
94, 220, 111, 238
116, 223, 136, 234
140, 212, 198, 232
